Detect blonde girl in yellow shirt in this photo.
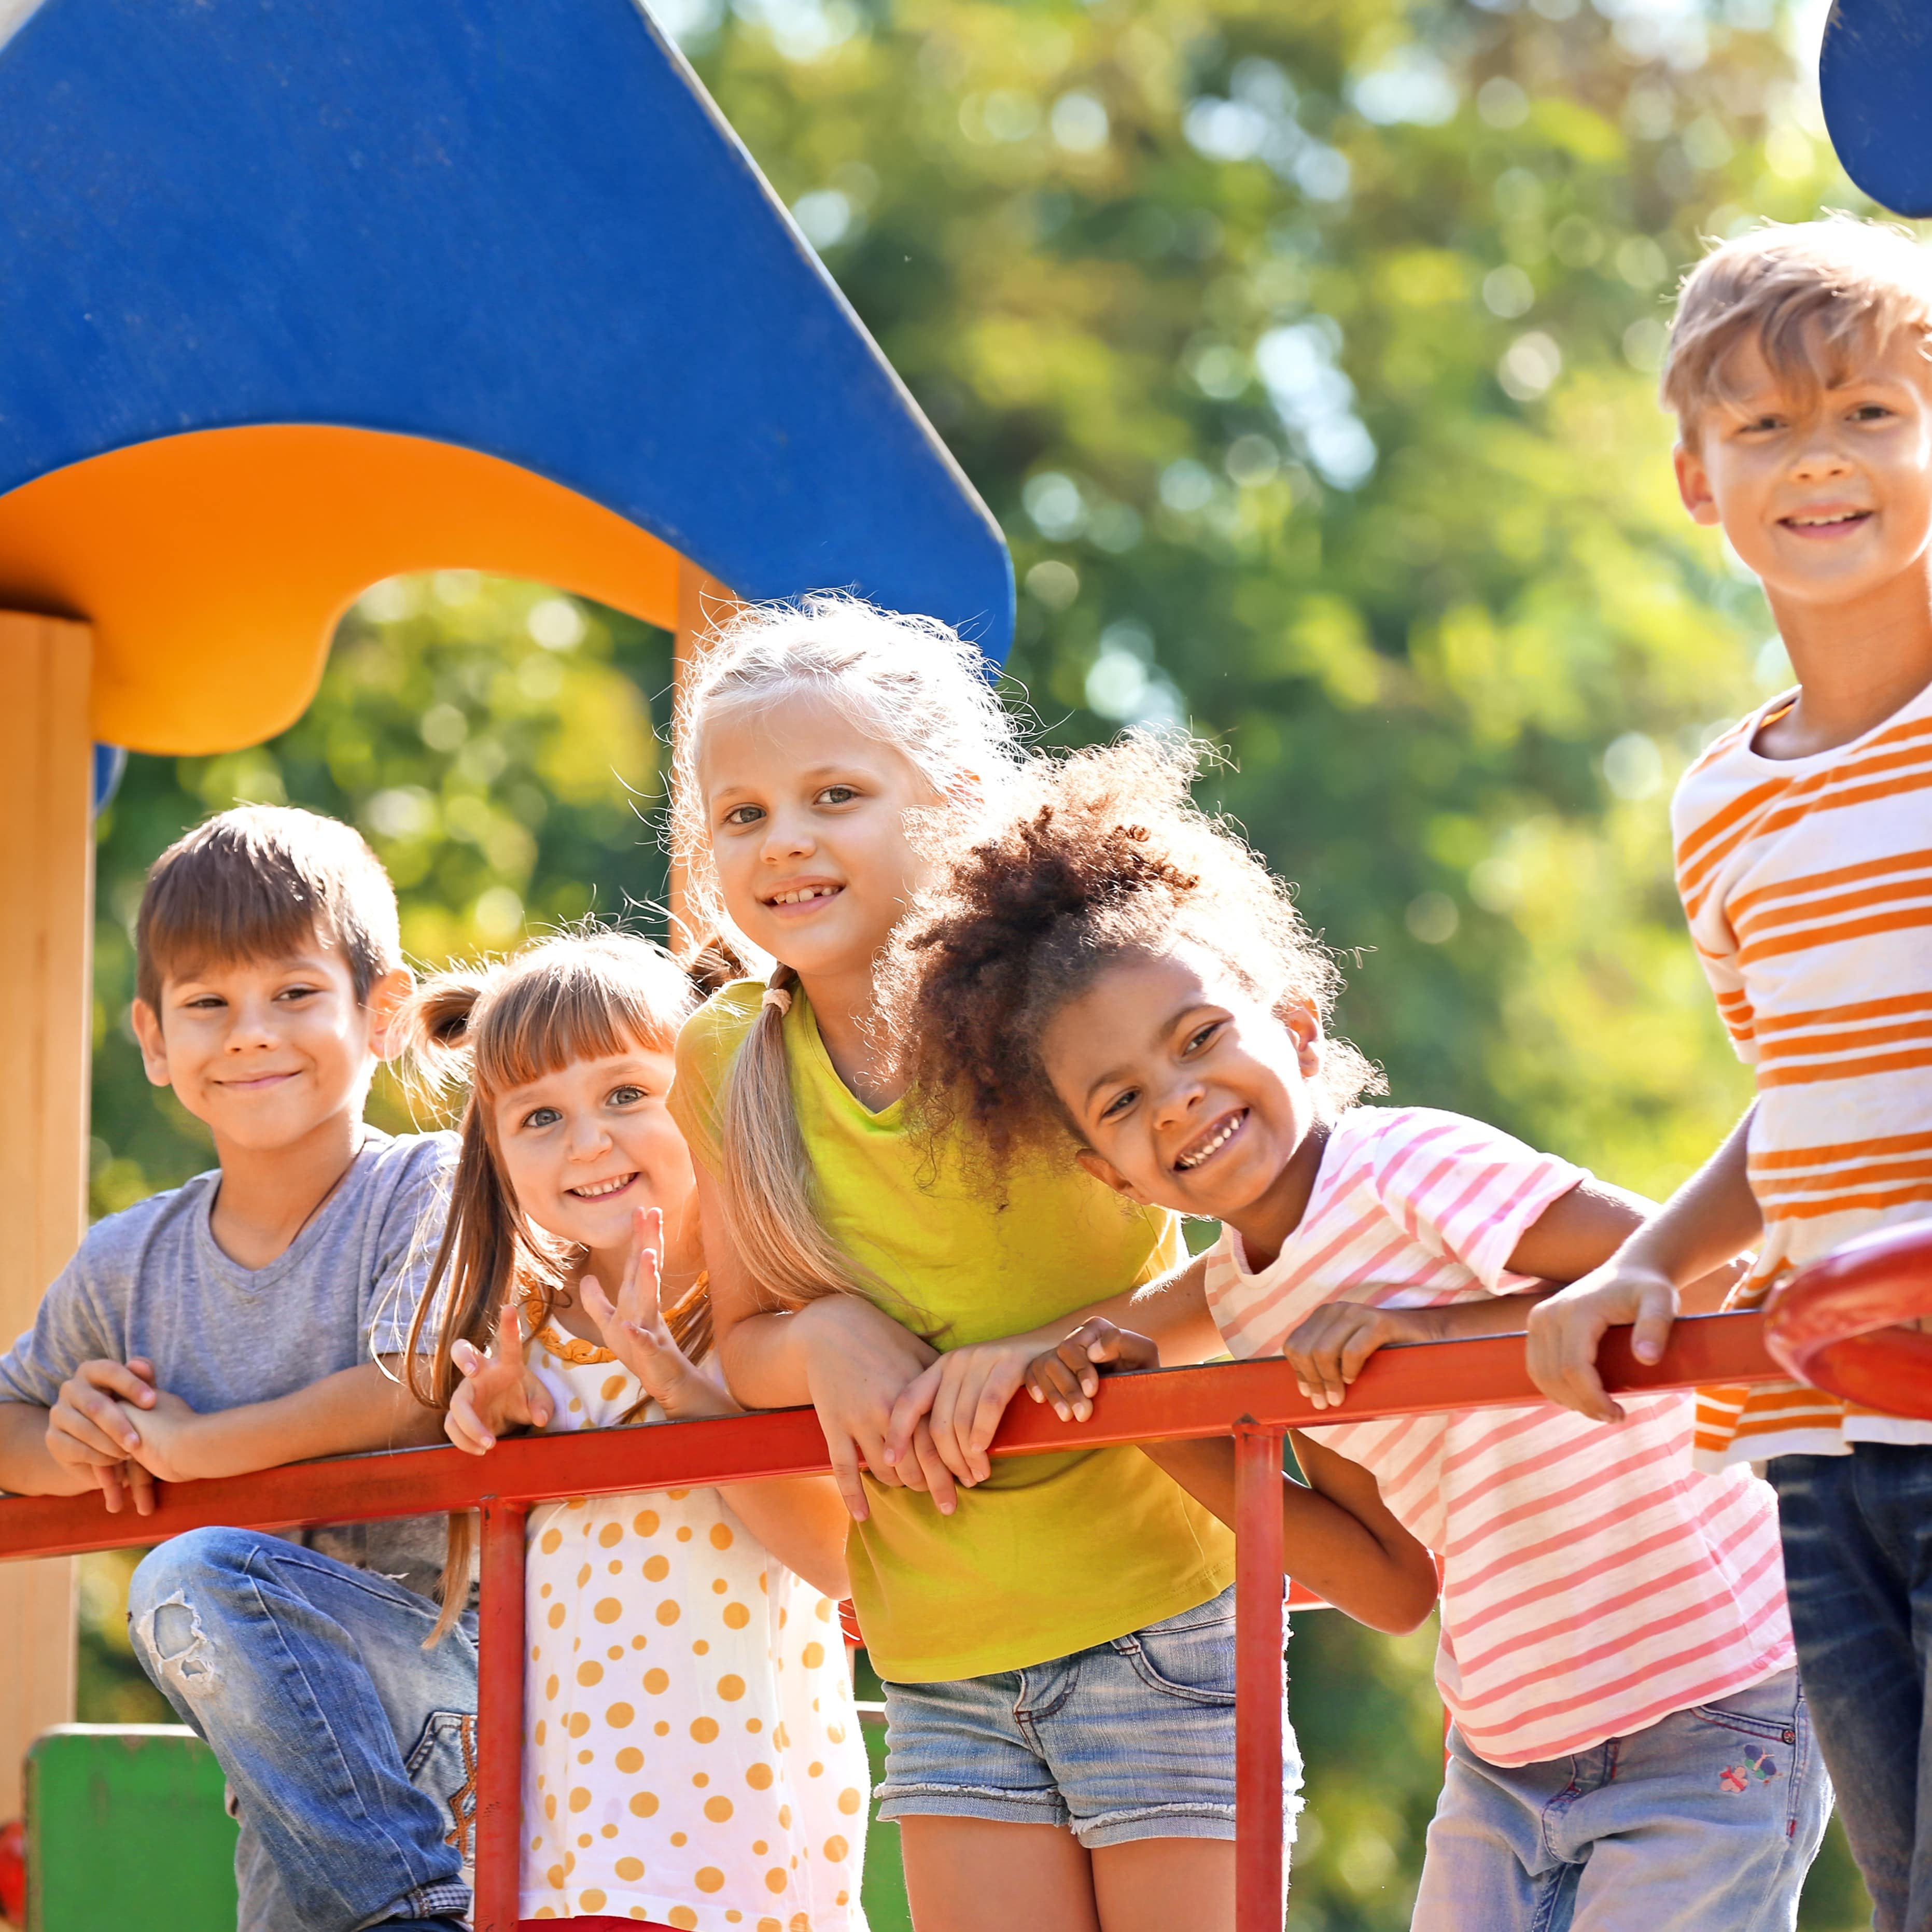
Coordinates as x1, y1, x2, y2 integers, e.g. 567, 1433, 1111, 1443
666, 600, 1415, 1932
401, 931, 866, 1931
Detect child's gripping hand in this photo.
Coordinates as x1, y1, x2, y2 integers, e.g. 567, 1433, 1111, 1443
48, 1357, 160, 1515
446, 1288, 553, 1455
580, 1208, 738, 1424
1525, 1259, 1679, 1425
1283, 1303, 1406, 1411
882, 1338, 1047, 1490
1025, 1318, 1159, 1423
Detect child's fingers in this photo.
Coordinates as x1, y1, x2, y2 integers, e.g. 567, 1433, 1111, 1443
907, 1419, 959, 1517
579, 1271, 618, 1335
964, 1356, 1028, 1472
1026, 1351, 1088, 1422
1629, 1281, 1677, 1368
452, 1338, 485, 1379
880, 1363, 944, 1469
523, 1371, 553, 1432
823, 1427, 871, 1523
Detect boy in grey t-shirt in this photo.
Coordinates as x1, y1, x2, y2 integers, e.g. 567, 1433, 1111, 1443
0, 808, 471, 1932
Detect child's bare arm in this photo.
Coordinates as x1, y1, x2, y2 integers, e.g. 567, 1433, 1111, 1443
1133, 1431, 1436, 1635
115, 1359, 447, 1485
697, 1165, 957, 1520
1527, 1109, 1763, 1423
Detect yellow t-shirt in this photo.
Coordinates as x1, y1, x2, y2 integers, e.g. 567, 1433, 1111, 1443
668, 980, 1236, 1683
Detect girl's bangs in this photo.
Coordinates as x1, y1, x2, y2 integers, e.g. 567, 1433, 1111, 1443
472, 958, 690, 1099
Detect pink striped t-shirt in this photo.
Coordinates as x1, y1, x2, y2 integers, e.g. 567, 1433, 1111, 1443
1203, 1105, 1794, 1767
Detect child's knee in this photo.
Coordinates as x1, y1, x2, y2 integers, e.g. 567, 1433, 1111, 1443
127, 1526, 272, 1694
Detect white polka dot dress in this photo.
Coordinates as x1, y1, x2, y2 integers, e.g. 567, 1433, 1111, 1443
520, 1318, 870, 1929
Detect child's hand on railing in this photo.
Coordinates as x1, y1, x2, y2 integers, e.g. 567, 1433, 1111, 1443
447, 1290, 553, 1454
1283, 1303, 1412, 1411
111, 1388, 213, 1485
1023, 1319, 1159, 1424
48, 1356, 160, 1515
1525, 1261, 1680, 1425
883, 1337, 1049, 1489
580, 1208, 739, 1424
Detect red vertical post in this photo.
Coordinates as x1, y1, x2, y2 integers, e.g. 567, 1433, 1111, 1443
1234, 1425, 1285, 1932
475, 1496, 529, 1932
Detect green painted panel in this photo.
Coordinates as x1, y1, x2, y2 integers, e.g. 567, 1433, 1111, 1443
26, 1726, 236, 1932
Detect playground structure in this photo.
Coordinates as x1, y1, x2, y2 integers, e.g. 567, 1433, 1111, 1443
0, 0, 1009, 1832
3, 0, 1932, 1922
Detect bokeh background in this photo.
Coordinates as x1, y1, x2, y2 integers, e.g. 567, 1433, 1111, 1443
74, 0, 1881, 1922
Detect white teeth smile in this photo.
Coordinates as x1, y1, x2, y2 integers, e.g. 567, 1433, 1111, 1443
1786, 510, 1866, 526
768, 886, 841, 905
569, 1173, 636, 1199
1176, 1114, 1243, 1171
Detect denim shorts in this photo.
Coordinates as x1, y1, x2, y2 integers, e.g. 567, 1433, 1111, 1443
875, 1585, 1301, 1850
1412, 1665, 1829, 1932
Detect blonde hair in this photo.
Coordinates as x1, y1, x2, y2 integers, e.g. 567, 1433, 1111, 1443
1663, 216, 1932, 438
398, 927, 721, 1641
669, 595, 1025, 1311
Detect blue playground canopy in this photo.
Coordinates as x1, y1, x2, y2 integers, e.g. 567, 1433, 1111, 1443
0, 0, 1013, 750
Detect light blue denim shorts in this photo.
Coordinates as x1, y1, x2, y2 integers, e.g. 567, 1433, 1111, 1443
875, 1585, 1301, 1850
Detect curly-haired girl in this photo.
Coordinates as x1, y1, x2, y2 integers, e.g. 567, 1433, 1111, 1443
878, 738, 1826, 1932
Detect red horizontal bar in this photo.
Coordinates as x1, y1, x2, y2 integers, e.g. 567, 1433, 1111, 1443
0, 1313, 1779, 1563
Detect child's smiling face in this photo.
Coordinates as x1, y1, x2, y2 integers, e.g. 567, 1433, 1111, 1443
1676, 326, 1932, 612
133, 934, 409, 1155
492, 1043, 692, 1261
699, 689, 936, 983
1039, 943, 1328, 1235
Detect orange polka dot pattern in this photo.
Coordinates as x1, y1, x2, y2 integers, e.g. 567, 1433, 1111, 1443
520, 1327, 867, 1930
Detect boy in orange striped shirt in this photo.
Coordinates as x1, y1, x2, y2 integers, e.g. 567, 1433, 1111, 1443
1528, 218, 1932, 1932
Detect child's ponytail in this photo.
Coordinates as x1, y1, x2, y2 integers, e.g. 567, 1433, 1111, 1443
717, 961, 883, 1311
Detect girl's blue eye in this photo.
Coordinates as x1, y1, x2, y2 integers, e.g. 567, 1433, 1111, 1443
608, 1085, 647, 1107
818, 785, 858, 805
522, 1105, 562, 1130
722, 803, 764, 827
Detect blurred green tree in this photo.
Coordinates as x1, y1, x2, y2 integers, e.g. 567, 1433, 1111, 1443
74, 0, 1877, 1921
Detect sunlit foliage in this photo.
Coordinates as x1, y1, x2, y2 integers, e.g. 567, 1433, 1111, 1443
77, 0, 1876, 1920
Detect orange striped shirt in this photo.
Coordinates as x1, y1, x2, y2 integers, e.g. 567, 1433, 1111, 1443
1674, 682, 1932, 1467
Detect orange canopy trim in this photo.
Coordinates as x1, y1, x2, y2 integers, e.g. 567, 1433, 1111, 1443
0, 425, 682, 755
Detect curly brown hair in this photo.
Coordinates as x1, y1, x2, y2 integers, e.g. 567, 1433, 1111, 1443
878, 735, 1381, 1168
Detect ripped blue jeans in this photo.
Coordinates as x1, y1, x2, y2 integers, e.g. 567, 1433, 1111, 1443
127, 1526, 478, 1932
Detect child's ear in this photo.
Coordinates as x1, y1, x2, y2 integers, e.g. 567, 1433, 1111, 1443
1280, 999, 1325, 1075
1674, 440, 1722, 527
365, 967, 417, 1062
1075, 1146, 1152, 1206
130, 999, 171, 1089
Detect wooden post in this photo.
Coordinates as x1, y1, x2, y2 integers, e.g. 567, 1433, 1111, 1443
668, 558, 739, 949
0, 613, 91, 1820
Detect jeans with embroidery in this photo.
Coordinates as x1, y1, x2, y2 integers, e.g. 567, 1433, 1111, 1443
1411, 1666, 1827, 1932
128, 1525, 478, 1932
1772, 1446, 1932, 1932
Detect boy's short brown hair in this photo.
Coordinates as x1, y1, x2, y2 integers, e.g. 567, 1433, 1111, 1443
1662, 216, 1932, 440
135, 806, 403, 1011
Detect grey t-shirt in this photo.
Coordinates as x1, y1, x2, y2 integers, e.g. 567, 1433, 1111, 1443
0, 1128, 457, 1598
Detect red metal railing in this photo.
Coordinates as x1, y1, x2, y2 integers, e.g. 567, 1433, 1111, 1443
1766, 1221, 1932, 1419
0, 1314, 1784, 1932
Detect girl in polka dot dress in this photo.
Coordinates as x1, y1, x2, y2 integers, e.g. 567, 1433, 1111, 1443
402, 932, 869, 1932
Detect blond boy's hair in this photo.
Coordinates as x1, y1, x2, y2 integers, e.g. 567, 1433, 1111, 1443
1662, 216, 1932, 439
